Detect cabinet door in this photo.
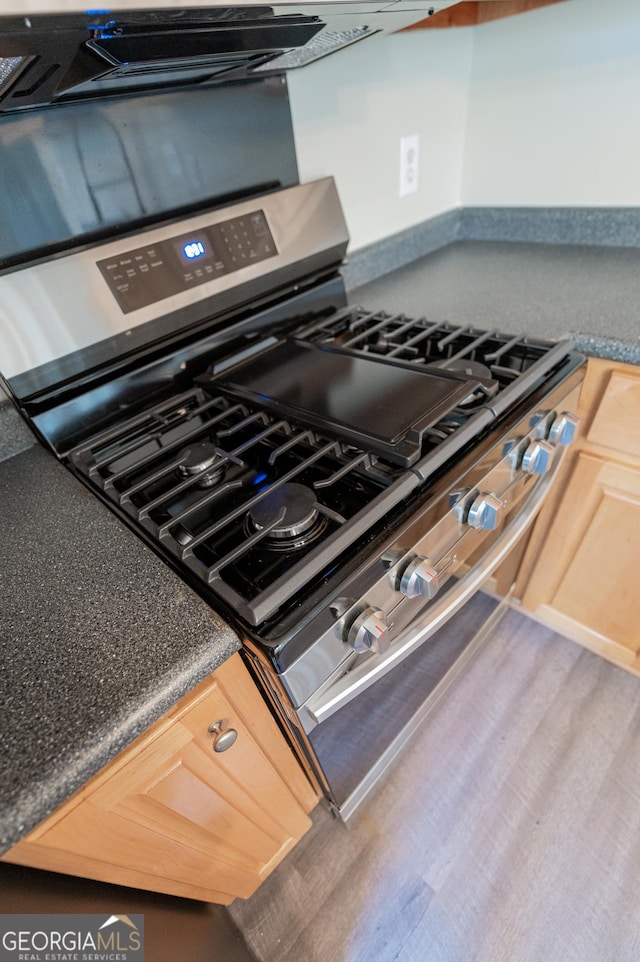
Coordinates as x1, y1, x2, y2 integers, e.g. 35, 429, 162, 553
586, 370, 640, 460
521, 452, 640, 668
4, 655, 315, 904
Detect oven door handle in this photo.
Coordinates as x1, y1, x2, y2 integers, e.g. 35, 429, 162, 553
305, 450, 565, 727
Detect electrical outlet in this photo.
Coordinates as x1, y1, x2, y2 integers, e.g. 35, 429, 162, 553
399, 134, 419, 198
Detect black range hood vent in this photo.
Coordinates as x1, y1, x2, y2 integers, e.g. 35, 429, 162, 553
88, 13, 321, 63
0, 7, 324, 111
0, 3, 443, 113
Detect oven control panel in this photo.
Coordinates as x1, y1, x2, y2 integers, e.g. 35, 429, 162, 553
279, 374, 584, 724
98, 209, 277, 314
0, 177, 348, 388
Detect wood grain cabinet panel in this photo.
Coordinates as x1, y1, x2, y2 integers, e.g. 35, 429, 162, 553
3, 654, 319, 904
587, 371, 640, 459
518, 358, 640, 674
527, 453, 640, 665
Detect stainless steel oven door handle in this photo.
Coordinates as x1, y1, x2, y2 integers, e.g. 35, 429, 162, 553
305, 449, 566, 727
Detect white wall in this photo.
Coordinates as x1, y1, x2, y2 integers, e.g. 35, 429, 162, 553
290, 0, 640, 250
464, 0, 640, 206
288, 27, 474, 251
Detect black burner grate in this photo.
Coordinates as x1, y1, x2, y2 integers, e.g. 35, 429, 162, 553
69, 387, 419, 627
296, 307, 551, 385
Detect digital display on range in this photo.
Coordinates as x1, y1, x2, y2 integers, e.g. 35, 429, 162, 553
177, 237, 210, 264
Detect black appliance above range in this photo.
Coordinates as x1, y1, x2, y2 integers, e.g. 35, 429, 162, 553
0, 178, 585, 817
0, 2, 454, 113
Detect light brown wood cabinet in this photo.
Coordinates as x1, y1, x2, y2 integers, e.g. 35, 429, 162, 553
517, 358, 640, 672
405, 0, 569, 31
3, 653, 319, 904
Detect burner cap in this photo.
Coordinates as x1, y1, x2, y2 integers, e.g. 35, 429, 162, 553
178, 442, 223, 488
250, 483, 319, 541
439, 358, 499, 406
445, 358, 493, 380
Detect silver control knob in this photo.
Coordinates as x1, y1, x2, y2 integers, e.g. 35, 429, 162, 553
505, 437, 527, 470
467, 492, 505, 531
531, 410, 555, 439
399, 556, 440, 600
346, 607, 390, 654
521, 439, 554, 475
548, 412, 579, 447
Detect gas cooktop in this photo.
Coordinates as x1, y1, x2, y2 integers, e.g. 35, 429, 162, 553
66, 306, 579, 631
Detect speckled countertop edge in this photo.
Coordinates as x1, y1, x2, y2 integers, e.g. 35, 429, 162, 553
570, 333, 640, 365
4, 632, 241, 855
0, 445, 240, 854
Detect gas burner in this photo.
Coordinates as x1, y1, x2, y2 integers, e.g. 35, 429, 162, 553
248, 483, 326, 549
429, 358, 499, 407
445, 359, 493, 380
178, 441, 224, 489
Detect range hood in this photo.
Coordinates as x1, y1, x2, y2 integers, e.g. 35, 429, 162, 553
0, 2, 456, 113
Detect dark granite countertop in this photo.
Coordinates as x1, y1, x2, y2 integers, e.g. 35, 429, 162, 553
351, 240, 640, 365
0, 401, 38, 463
0, 443, 240, 855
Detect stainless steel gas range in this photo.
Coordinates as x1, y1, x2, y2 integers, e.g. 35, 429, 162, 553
0, 178, 584, 817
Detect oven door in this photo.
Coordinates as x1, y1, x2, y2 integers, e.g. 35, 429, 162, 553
299, 453, 562, 818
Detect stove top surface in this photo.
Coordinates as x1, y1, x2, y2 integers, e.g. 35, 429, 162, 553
66, 304, 580, 636
69, 382, 415, 629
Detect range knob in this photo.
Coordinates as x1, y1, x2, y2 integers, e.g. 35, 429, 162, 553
467, 492, 505, 530
345, 606, 390, 654
548, 412, 579, 447
398, 556, 440, 600
521, 439, 554, 475
531, 410, 555, 439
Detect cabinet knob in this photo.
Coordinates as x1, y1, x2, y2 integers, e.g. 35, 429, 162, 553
208, 720, 238, 753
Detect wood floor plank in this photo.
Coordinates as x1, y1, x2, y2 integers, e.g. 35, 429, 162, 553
279, 843, 435, 962
230, 606, 640, 962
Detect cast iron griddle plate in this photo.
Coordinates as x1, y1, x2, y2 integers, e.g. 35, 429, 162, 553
212, 339, 481, 466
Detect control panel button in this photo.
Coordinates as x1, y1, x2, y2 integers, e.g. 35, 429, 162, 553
467, 492, 505, 531
345, 607, 390, 654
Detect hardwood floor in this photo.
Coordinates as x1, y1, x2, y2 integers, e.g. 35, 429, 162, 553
230, 606, 640, 961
